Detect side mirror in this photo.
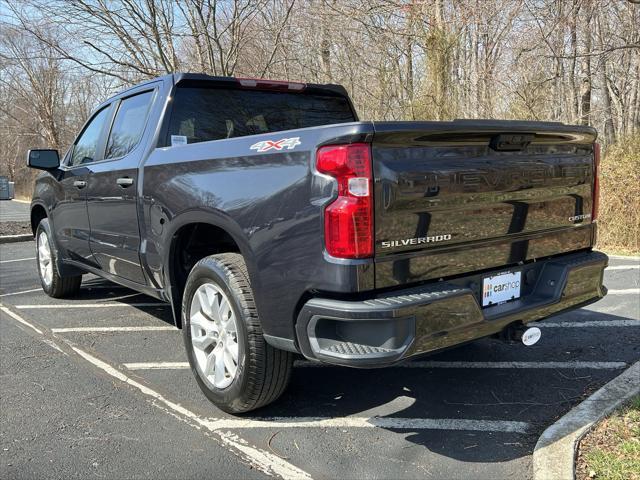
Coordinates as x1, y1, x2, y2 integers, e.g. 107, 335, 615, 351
27, 149, 60, 170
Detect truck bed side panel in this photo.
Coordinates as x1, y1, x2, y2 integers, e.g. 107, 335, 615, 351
141, 123, 375, 340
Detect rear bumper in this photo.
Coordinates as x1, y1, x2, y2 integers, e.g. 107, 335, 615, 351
295, 250, 608, 367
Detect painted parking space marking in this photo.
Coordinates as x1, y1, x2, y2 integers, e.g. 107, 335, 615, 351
0, 288, 43, 297
0, 305, 313, 480
1, 307, 531, 436
328, 360, 628, 369
123, 360, 627, 371
607, 255, 640, 260
0, 285, 130, 297
606, 265, 639, 270
203, 416, 530, 433
16, 303, 167, 309
69, 347, 311, 479
82, 284, 130, 289
395, 361, 627, 369
0, 305, 43, 334
535, 320, 639, 328
52, 326, 176, 333
125, 361, 188, 370
605, 288, 640, 295
0, 257, 36, 264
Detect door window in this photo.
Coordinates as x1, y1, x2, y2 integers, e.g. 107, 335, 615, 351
105, 90, 154, 159
70, 106, 112, 166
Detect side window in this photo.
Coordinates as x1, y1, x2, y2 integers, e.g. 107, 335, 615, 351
105, 90, 154, 159
70, 106, 112, 167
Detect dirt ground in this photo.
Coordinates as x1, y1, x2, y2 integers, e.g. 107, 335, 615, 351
0, 221, 31, 236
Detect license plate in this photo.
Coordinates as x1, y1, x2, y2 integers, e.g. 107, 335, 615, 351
482, 271, 522, 307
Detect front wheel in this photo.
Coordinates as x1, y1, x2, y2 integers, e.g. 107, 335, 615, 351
35, 218, 82, 298
182, 253, 293, 414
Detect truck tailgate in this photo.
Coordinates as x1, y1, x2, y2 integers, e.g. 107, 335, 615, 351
372, 120, 598, 288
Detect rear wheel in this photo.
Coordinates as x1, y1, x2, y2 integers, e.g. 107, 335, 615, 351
35, 219, 82, 298
182, 253, 293, 413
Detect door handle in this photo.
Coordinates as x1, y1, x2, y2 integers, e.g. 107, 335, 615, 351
73, 180, 86, 189
117, 177, 134, 188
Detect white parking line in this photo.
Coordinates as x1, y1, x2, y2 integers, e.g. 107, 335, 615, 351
0, 286, 129, 297
536, 320, 639, 328
53, 326, 175, 333
73, 349, 312, 479
83, 285, 129, 290
0, 288, 42, 297
606, 288, 640, 295
606, 265, 639, 270
124, 360, 627, 371
607, 255, 640, 261
125, 361, 189, 370
0, 305, 313, 480
16, 303, 167, 309
0, 257, 35, 264
204, 416, 530, 433
0, 307, 532, 436
368, 361, 626, 369
0, 305, 43, 334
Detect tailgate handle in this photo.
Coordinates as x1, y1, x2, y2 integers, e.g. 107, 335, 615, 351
490, 133, 534, 152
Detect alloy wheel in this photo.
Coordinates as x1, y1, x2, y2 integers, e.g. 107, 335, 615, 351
38, 231, 53, 287
189, 282, 240, 389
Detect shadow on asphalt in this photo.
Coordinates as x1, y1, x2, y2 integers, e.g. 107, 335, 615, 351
65, 278, 639, 464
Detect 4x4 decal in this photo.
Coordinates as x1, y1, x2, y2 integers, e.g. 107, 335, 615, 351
250, 137, 301, 152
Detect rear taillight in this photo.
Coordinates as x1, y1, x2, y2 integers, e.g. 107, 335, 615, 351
592, 142, 600, 222
316, 143, 373, 258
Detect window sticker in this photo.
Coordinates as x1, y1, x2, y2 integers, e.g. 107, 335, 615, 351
171, 135, 188, 147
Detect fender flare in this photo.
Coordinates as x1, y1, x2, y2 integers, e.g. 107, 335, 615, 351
161, 208, 258, 327
29, 200, 49, 235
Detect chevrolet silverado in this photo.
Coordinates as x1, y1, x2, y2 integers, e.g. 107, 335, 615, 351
27, 73, 607, 412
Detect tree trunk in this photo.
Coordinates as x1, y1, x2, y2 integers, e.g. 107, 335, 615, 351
569, 1, 580, 122
579, 2, 592, 126
596, 12, 616, 143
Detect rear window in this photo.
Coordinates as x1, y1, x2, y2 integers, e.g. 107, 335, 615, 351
166, 87, 355, 146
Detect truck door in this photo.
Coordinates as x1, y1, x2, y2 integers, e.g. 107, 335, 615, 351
51, 104, 114, 266
86, 89, 155, 284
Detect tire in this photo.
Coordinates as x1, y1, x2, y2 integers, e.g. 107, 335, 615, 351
182, 253, 293, 414
35, 218, 82, 298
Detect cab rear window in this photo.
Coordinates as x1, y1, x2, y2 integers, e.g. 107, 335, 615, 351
166, 87, 355, 146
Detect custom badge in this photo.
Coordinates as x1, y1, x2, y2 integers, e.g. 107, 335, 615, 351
250, 137, 301, 152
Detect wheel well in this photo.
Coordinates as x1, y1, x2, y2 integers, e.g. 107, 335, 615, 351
30, 205, 47, 235
169, 223, 241, 328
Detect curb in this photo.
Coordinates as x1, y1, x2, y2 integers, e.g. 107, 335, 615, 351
0, 234, 33, 244
533, 361, 640, 480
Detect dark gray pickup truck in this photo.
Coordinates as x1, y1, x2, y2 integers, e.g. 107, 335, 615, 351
28, 73, 607, 413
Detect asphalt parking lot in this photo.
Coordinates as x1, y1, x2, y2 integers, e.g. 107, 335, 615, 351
1, 240, 639, 479
0, 200, 29, 223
